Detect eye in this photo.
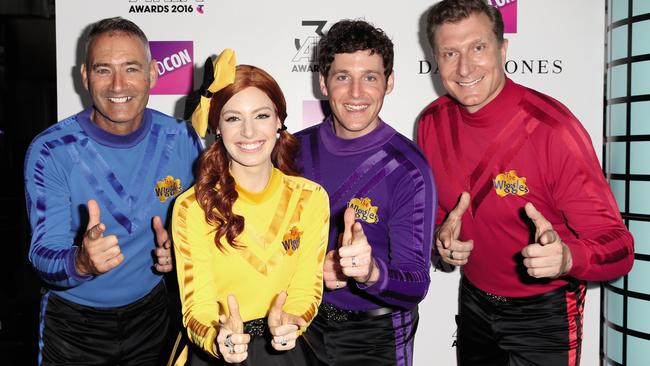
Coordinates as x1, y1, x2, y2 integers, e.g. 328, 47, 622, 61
94, 67, 110, 75
365, 75, 378, 82
474, 43, 486, 52
335, 74, 349, 81
126, 66, 141, 73
255, 113, 270, 120
224, 116, 240, 122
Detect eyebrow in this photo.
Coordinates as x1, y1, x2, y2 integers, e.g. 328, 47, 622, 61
222, 106, 273, 115
91, 60, 144, 70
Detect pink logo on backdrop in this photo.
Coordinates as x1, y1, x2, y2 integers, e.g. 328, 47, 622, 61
489, 0, 517, 34
150, 41, 193, 95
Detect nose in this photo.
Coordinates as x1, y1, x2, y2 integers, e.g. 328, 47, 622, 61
349, 78, 362, 98
457, 52, 474, 77
241, 118, 254, 138
111, 71, 126, 92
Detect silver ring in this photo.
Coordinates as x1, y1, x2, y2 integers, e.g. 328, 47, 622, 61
335, 281, 340, 289
449, 250, 454, 260
224, 333, 235, 349
280, 337, 287, 346
351, 256, 357, 267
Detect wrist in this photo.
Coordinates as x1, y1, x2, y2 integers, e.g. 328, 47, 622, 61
359, 257, 378, 285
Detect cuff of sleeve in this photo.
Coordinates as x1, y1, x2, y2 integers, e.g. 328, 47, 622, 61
65, 247, 94, 283
356, 256, 387, 294
564, 239, 588, 278
206, 326, 220, 358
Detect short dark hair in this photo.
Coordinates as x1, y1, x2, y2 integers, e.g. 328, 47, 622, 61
426, 0, 504, 49
318, 19, 394, 79
84, 17, 150, 64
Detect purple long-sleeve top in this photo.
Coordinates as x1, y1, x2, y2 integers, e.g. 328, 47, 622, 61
296, 117, 436, 311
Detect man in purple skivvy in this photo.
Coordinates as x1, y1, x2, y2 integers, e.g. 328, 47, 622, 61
295, 19, 437, 366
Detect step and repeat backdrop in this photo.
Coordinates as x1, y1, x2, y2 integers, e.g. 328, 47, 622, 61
56, 1, 605, 364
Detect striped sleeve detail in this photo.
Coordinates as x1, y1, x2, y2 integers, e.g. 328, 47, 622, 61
173, 192, 219, 357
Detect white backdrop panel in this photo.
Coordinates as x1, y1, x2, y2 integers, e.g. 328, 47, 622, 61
55, 1, 605, 365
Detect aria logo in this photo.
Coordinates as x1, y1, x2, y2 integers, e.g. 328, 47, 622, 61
489, 0, 517, 33
149, 41, 193, 95
291, 20, 326, 73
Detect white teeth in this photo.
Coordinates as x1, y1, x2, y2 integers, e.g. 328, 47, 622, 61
239, 142, 263, 150
109, 96, 132, 103
458, 76, 483, 87
344, 104, 368, 111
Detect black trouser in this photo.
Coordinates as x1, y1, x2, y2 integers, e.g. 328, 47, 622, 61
303, 303, 419, 366
458, 277, 585, 366
40, 281, 170, 366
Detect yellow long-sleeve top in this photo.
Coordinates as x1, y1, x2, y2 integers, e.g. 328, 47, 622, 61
172, 168, 329, 357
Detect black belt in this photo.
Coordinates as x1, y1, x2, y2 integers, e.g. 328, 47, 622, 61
318, 302, 394, 322
462, 276, 581, 307
243, 318, 266, 337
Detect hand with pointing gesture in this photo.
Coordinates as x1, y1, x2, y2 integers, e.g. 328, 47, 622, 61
268, 291, 306, 351
216, 294, 250, 363
436, 192, 473, 266
521, 203, 572, 278
152, 216, 172, 273
338, 207, 379, 285
75, 199, 124, 275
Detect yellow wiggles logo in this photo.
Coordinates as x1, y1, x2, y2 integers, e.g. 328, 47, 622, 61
155, 176, 182, 203
347, 197, 379, 223
493, 170, 529, 197
282, 226, 303, 256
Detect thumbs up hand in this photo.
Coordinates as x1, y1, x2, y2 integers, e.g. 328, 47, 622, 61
338, 207, 379, 285
152, 216, 173, 273
217, 294, 250, 363
521, 203, 572, 278
75, 199, 123, 275
268, 291, 306, 351
436, 192, 473, 266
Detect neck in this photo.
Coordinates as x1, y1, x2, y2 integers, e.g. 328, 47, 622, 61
231, 162, 274, 193
91, 109, 143, 135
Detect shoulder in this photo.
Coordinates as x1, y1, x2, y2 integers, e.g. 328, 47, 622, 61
520, 88, 589, 142
282, 174, 329, 201
293, 123, 320, 140
26, 115, 83, 163
173, 186, 201, 218
149, 109, 200, 138
418, 95, 456, 121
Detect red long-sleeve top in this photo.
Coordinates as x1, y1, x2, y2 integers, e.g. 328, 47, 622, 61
417, 78, 634, 297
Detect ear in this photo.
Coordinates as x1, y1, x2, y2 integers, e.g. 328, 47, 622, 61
80, 63, 89, 91
319, 73, 329, 97
385, 71, 395, 96
149, 59, 158, 89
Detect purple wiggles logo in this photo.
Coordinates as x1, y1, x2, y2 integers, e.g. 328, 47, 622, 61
489, 0, 517, 33
149, 41, 193, 95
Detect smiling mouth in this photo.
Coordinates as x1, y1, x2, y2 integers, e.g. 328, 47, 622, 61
237, 141, 264, 151
108, 96, 133, 103
457, 76, 484, 87
344, 104, 369, 111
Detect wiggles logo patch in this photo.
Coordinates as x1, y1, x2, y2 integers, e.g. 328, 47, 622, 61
155, 176, 182, 202
493, 170, 529, 197
347, 197, 379, 224
282, 226, 303, 256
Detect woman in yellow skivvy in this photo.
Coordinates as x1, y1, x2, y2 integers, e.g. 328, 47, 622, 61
172, 49, 328, 365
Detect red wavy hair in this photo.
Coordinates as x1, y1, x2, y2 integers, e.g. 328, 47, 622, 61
195, 65, 300, 250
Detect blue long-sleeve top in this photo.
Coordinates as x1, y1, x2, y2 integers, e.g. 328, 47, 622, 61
24, 107, 201, 307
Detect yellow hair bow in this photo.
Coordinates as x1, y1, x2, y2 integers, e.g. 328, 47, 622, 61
190, 48, 237, 137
